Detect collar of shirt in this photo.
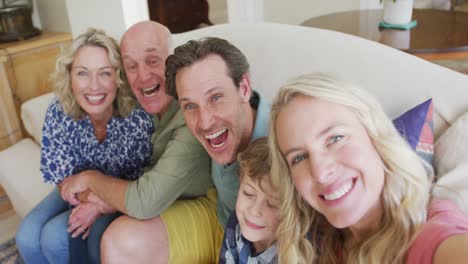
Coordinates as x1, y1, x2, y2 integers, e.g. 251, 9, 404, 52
153, 100, 179, 128
213, 90, 270, 170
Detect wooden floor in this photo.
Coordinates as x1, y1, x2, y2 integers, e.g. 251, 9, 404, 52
0, 185, 12, 215
0, 185, 19, 244
0, 209, 21, 244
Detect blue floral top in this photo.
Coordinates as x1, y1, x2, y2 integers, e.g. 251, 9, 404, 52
41, 97, 154, 184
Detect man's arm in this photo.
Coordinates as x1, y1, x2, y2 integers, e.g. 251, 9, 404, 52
124, 120, 212, 219
62, 112, 212, 219
61, 171, 130, 213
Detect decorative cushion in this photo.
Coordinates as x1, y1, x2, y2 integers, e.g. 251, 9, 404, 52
393, 98, 434, 165
434, 111, 468, 177
433, 162, 468, 214
21, 92, 55, 145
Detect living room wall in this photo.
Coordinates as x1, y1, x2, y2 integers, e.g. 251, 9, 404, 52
34, 0, 224, 40
32, 0, 401, 40
33, 0, 148, 40
264, 0, 361, 25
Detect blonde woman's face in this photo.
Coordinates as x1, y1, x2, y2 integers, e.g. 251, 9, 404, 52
276, 95, 385, 233
71, 46, 117, 120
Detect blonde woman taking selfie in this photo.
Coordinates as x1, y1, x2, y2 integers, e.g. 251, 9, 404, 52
269, 73, 468, 263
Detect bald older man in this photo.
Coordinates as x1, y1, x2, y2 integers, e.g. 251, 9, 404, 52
60, 21, 213, 263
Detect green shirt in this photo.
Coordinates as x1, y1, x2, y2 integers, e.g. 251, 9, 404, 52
125, 100, 213, 219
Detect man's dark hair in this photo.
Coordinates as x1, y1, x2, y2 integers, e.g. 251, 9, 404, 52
165, 37, 250, 99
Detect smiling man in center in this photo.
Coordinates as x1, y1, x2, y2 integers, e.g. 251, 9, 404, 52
155, 37, 271, 263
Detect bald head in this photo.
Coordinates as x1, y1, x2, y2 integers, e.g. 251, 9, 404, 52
121, 21, 172, 54
120, 21, 174, 115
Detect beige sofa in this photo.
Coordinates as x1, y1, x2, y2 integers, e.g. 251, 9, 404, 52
0, 93, 54, 217
1, 22, 468, 218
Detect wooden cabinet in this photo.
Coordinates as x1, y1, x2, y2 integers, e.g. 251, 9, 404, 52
0, 32, 72, 151
148, 0, 212, 33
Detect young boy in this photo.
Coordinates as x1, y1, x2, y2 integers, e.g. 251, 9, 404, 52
219, 137, 280, 264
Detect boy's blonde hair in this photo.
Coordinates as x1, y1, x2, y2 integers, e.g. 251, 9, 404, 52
238, 137, 275, 191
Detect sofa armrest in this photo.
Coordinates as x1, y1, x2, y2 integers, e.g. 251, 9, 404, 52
21, 93, 54, 145
0, 138, 53, 218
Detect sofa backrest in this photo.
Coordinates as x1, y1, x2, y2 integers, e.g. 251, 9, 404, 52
21, 92, 54, 144
172, 22, 468, 138
21, 23, 468, 144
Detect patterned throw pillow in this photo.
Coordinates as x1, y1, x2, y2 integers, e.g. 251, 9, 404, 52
393, 99, 434, 165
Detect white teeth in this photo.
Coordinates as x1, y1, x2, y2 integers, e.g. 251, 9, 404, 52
204, 129, 227, 139
142, 84, 160, 97
204, 129, 228, 148
86, 95, 105, 102
143, 86, 155, 92
323, 181, 353, 201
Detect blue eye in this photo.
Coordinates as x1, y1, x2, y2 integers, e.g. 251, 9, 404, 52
291, 153, 308, 165
183, 104, 196, 111
211, 94, 222, 102
329, 135, 344, 145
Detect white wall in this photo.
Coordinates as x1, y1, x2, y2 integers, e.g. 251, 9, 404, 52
261, 0, 443, 25
121, 0, 149, 29
34, 1, 386, 37
31, 0, 42, 29
220, 0, 382, 26
35, 0, 70, 32
360, 0, 383, 10
264, 0, 362, 25
227, 0, 264, 23
39, 0, 437, 39
65, 0, 126, 40
208, 0, 228, 24
34, 0, 148, 41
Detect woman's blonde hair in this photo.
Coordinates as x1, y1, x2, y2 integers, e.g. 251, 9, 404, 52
51, 28, 136, 119
268, 73, 432, 264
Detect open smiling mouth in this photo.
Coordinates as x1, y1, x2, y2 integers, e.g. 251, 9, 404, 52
204, 128, 228, 148
85, 94, 106, 104
320, 178, 356, 201
142, 84, 160, 97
